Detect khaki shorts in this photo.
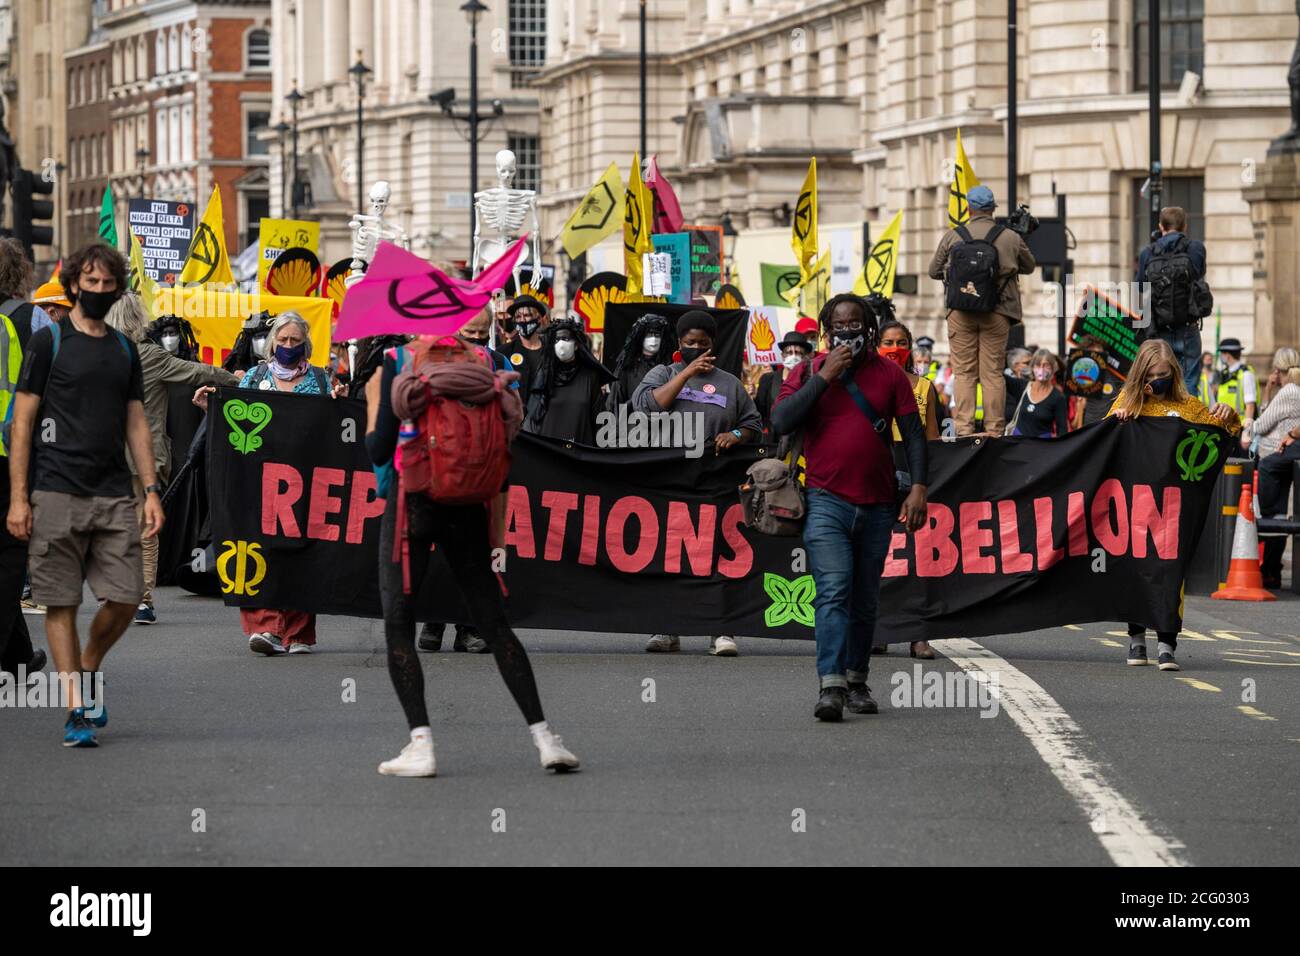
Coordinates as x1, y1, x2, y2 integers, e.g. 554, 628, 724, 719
28, 490, 144, 608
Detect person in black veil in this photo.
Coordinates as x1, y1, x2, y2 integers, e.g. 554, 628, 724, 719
605, 312, 675, 411
523, 316, 613, 445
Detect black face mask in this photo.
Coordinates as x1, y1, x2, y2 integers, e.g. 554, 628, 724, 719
75, 288, 121, 321
460, 334, 490, 348
680, 345, 708, 365
517, 321, 540, 339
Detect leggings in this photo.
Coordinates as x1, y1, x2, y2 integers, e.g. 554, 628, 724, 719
378, 492, 544, 729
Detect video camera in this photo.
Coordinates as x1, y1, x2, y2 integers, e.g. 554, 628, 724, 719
1005, 203, 1040, 236
144, 314, 199, 362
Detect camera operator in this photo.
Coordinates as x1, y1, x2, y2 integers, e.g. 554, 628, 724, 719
928, 186, 1036, 437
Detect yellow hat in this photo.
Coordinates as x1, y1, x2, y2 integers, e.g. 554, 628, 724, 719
32, 280, 72, 309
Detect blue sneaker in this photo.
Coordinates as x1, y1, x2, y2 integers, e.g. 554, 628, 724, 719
1126, 641, 1149, 666
63, 709, 98, 748
134, 603, 156, 625
85, 702, 108, 728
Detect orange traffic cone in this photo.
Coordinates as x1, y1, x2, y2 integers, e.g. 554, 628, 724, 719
1212, 483, 1276, 601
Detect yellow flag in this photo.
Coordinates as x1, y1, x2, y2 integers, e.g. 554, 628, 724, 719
791, 158, 818, 282
623, 152, 653, 295
948, 129, 981, 229
854, 209, 903, 298
129, 232, 159, 320
782, 249, 830, 317
560, 162, 625, 259
179, 185, 234, 286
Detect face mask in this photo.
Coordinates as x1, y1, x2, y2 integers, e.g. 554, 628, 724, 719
75, 288, 120, 320
274, 342, 306, 367
783, 352, 805, 371
878, 345, 911, 370
554, 339, 577, 362
914, 363, 928, 376
642, 334, 661, 356
831, 332, 865, 356
161, 332, 180, 353
679, 345, 708, 365
1147, 376, 1173, 396
1033, 367, 1053, 382
517, 321, 540, 339
252, 334, 270, 359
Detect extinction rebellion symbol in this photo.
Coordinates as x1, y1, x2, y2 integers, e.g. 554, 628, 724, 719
224, 399, 273, 455
217, 540, 267, 596
763, 572, 816, 628
1175, 428, 1220, 482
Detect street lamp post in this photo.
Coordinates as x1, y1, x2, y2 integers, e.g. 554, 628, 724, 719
1147, 0, 1162, 238
639, 0, 647, 160
348, 52, 372, 217
272, 120, 291, 217
287, 85, 305, 220
464, 0, 487, 253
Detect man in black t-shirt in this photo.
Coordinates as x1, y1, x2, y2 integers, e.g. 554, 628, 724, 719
500, 295, 548, 405
6, 243, 164, 748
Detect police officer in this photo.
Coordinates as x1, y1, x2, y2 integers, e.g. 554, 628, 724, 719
1216, 338, 1258, 424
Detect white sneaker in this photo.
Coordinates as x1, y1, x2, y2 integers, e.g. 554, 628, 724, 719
710, 635, 739, 657
249, 633, 286, 656
534, 728, 580, 772
287, 642, 312, 655
645, 634, 680, 653
378, 736, 437, 777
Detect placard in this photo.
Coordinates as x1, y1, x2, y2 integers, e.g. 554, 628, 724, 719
127, 198, 195, 285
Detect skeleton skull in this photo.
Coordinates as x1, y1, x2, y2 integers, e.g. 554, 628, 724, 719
495, 150, 516, 188
368, 180, 391, 214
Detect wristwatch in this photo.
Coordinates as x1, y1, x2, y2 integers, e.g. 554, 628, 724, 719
731, 428, 744, 440
143, 482, 165, 496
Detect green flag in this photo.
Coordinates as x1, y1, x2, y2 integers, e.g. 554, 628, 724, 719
98, 185, 117, 247
760, 262, 802, 307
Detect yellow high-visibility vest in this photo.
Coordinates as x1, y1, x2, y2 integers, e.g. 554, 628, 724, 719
1216, 364, 1254, 414
0, 312, 23, 457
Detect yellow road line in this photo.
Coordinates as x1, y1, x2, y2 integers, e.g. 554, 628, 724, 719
1237, 706, 1277, 721
1223, 658, 1300, 667
1174, 678, 1221, 692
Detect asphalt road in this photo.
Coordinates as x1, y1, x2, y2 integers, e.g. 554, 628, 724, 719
2, 587, 1297, 866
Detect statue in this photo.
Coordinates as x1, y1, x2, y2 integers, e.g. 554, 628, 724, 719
346, 180, 409, 288
1271, 1, 1300, 154
471, 149, 541, 296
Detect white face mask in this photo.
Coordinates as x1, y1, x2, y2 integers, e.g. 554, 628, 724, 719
161, 332, 180, 353
782, 352, 804, 371
554, 339, 577, 363
642, 334, 661, 356
252, 334, 269, 359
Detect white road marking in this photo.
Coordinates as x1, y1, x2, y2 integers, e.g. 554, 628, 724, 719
931, 638, 1188, 867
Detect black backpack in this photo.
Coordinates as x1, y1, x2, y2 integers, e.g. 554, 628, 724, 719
1146, 235, 1213, 330
945, 223, 1005, 313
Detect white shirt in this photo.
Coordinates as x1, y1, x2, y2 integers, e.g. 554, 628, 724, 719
1225, 361, 1258, 406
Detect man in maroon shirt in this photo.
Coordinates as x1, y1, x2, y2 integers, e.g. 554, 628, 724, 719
773, 294, 929, 722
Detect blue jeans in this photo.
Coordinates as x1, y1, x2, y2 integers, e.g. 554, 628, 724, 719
1154, 325, 1202, 396
803, 488, 896, 689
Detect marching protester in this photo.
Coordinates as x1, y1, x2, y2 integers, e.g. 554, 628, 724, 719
1109, 338, 1240, 671
1007, 348, 1069, 438
523, 316, 612, 445
194, 311, 338, 656
605, 312, 675, 410
500, 295, 549, 406
875, 316, 940, 660
104, 293, 237, 625
928, 185, 1036, 437
1004, 346, 1031, 422
1136, 206, 1210, 395
771, 294, 929, 721
30, 278, 72, 324
7, 242, 164, 747
0, 239, 52, 682
1215, 337, 1258, 425
365, 332, 579, 777
633, 310, 763, 656
754, 330, 812, 432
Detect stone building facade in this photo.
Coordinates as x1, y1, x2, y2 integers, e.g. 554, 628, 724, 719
533, 0, 1296, 356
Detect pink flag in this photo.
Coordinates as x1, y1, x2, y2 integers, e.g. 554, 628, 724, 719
645, 155, 684, 235
334, 236, 527, 340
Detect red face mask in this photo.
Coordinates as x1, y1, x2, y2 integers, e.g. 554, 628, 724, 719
878, 345, 911, 369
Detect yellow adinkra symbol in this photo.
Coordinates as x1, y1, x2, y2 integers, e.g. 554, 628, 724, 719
217, 540, 267, 596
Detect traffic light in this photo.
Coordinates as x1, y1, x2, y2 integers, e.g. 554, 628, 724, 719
12, 168, 54, 261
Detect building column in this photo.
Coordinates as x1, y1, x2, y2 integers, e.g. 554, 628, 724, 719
323, 0, 349, 84
349, 0, 374, 64
417, 0, 435, 92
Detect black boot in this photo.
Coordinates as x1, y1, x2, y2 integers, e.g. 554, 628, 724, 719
846, 683, 878, 714
417, 623, 444, 652
814, 686, 846, 722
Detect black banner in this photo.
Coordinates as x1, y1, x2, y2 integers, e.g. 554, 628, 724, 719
207, 388, 1225, 642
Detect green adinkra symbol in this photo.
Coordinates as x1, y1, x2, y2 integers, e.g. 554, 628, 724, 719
1175, 428, 1220, 482
224, 399, 273, 455
764, 572, 816, 628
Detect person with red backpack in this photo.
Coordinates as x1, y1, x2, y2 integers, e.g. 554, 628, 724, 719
364, 326, 580, 777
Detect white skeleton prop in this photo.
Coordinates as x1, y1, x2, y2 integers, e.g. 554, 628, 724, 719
345, 180, 410, 376
472, 149, 541, 299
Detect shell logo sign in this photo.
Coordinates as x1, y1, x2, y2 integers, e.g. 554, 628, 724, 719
745, 307, 781, 365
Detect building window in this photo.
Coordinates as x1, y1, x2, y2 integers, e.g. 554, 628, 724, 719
1135, 0, 1203, 90
508, 0, 546, 88
155, 31, 166, 76
507, 133, 540, 192
246, 109, 270, 156
100, 63, 108, 97
157, 110, 168, 165
182, 26, 193, 70
181, 104, 194, 162
1131, 174, 1204, 264
247, 29, 271, 71
245, 192, 269, 250
168, 27, 181, 73
169, 106, 181, 165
